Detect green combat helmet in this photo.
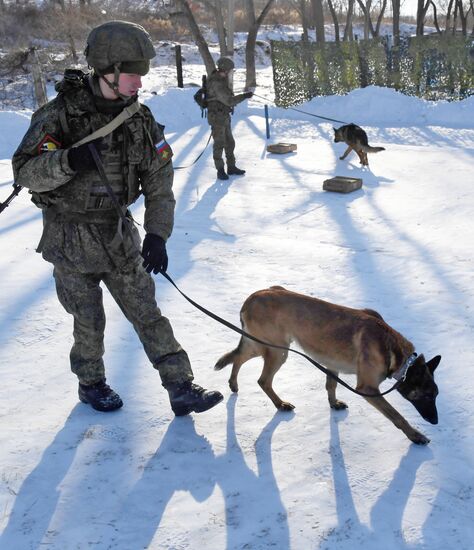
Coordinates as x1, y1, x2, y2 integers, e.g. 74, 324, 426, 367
85, 20, 156, 98
216, 57, 235, 72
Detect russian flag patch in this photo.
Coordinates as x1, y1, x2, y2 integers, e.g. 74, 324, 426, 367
155, 139, 173, 162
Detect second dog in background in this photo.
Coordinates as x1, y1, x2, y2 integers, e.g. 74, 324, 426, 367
333, 123, 385, 166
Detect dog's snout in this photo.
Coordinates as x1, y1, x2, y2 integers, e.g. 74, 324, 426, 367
426, 411, 438, 425
420, 405, 438, 425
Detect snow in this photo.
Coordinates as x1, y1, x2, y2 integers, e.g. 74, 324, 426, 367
1, 28, 474, 550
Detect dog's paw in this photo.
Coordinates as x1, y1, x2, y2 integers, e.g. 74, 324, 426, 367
330, 400, 348, 410
410, 431, 430, 445
278, 401, 295, 411
339, 156, 345, 160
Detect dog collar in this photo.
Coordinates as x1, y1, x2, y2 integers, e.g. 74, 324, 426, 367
392, 353, 417, 381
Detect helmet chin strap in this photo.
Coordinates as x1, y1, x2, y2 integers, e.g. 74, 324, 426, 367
100, 63, 129, 101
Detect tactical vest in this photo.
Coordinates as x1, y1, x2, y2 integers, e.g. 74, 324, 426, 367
31, 72, 162, 221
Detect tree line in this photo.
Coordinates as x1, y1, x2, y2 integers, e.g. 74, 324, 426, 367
0, 0, 472, 107
171, 0, 473, 89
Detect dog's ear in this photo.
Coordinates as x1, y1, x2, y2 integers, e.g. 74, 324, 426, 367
426, 355, 441, 373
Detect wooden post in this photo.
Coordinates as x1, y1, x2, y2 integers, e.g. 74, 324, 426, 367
29, 47, 48, 108
175, 45, 184, 88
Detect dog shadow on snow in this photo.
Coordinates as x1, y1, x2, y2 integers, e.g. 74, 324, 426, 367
111, 394, 290, 549
318, 413, 433, 550
215, 395, 291, 548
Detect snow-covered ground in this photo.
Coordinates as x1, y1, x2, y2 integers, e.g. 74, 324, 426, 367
1, 26, 473, 550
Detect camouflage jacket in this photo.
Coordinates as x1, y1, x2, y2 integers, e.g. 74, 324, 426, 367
206, 71, 248, 126
12, 73, 175, 271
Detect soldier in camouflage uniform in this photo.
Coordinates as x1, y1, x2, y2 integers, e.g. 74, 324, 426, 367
12, 21, 223, 415
206, 57, 253, 181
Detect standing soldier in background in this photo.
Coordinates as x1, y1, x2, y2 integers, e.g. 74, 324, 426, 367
12, 21, 223, 416
206, 57, 253, 181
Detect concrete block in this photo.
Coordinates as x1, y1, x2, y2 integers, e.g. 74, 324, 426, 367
266, 142, 297, 154
323, 176, 363, 193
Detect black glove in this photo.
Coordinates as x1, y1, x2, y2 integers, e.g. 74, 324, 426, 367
243, 91, 253, 99
67, 138, 107, 173
141, 233, 168, 274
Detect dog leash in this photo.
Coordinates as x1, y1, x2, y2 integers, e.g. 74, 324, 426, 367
251, 92, 350, 125
160, 271, 403, 399
174, 131, 212, 171
88, 142, 402, 399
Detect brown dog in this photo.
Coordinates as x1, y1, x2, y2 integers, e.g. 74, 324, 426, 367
333, 123, 385, 166
215, 286, 440, 445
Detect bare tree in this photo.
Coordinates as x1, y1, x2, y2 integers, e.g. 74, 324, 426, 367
428, 0, 443, 32
416, 0, 430, 35
374, 0, 388, 36
327, 0, 341, 41
175, 0, 215, 75
343, 0, 356, 41
310, 0, 326, 42
172, 0, 276, 87
243, 0, 276, 88
455, 0, 473, 34
353, 0, 388, 38
471, 0, 474, 36
293, 0, 311, 41
392, 0, 401, 47
356, 0, 376, 38
200, 0, 228, 56
445, 0, 456, 33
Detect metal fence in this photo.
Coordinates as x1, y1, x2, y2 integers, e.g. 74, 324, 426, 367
271, 34, 474, 107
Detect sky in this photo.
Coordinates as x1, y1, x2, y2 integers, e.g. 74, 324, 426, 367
0, 24, 473, 550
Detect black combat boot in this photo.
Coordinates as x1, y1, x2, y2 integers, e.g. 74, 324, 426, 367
227, 166, 246, 175
166, 381, 223, 416
217, 167, 229, 180
78, 379, 123, 412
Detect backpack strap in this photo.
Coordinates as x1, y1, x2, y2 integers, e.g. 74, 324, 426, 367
36, 100, 141, 254
56, 93, 71, 137
71, 100, 141, 148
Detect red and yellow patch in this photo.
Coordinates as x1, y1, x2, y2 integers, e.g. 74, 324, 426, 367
37, 134, 62, 155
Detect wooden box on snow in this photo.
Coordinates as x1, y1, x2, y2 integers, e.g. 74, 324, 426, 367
266, 142, 297, 154
323, 176, 363, 193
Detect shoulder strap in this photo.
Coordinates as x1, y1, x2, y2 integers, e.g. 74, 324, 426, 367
56, 93, 71, 137
70, 101, 141, 148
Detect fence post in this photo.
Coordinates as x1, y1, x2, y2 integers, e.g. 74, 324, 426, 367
29, 47, 47, 108
175, 45, 183, 88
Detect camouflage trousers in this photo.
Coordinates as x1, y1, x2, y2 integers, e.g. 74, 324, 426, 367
211, 119, 236, 170
53, 260, 194, 387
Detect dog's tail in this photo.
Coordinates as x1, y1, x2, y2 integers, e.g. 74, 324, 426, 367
362, 145, 385, 153
214, 345, 241, 370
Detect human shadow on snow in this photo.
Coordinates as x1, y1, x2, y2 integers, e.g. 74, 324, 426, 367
112, 415, 217, 548
111, 395, 291, 550
0, 405, 93, 548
